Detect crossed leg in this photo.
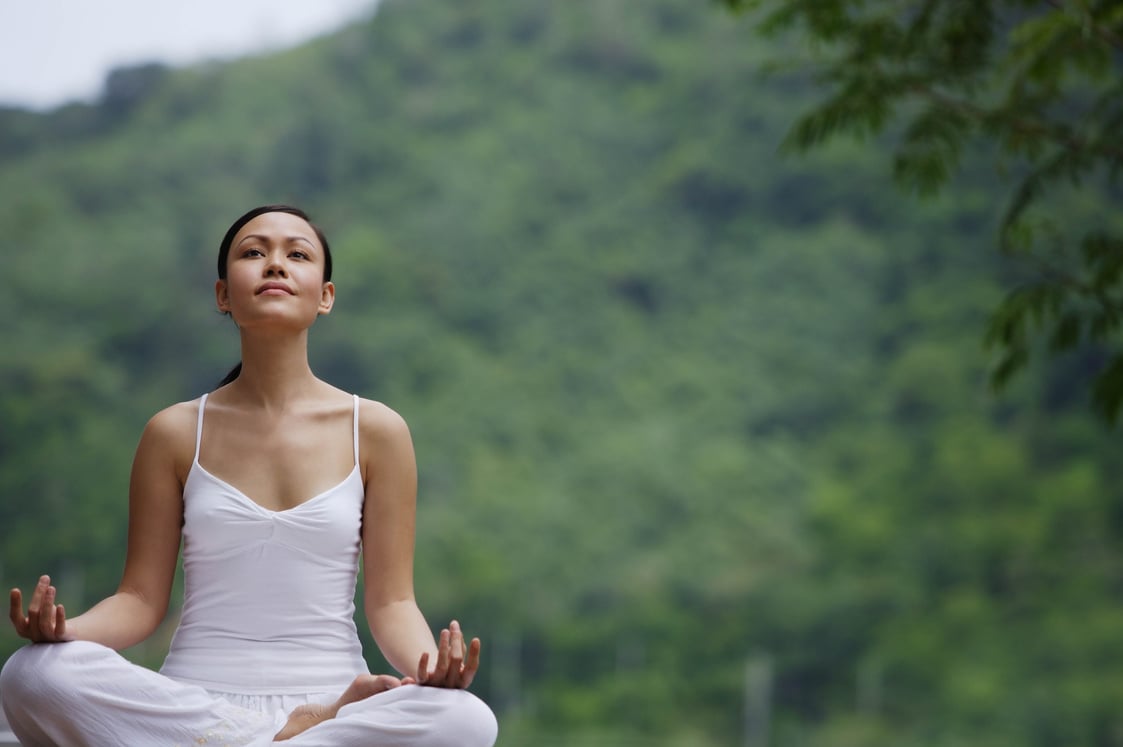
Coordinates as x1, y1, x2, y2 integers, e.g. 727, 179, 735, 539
279, 682, 497, 747
1, 642, 497, 747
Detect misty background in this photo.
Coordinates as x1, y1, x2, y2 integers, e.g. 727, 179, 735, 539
1, 1, 1121, 745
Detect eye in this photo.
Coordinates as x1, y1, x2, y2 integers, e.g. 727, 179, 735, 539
290, 250, 310, 260
241, 247, 264, 258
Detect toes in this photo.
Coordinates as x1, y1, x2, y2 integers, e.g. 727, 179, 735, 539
373, 674, 403, 692
342, 674, 402, 704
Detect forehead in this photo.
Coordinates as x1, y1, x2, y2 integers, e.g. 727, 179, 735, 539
232, 212, 320, 248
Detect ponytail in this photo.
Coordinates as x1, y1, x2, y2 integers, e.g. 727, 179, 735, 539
217, 362, 242, 388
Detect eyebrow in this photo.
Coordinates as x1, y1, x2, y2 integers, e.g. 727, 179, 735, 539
235, 234, 317, 251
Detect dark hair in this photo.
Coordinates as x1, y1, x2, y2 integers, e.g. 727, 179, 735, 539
216, 205, 334, 387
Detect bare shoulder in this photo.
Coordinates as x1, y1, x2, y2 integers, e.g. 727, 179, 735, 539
144, 400, 198, 441
356, 398, 416, 500
357, 397, 412, 442
138, 399, 201, 477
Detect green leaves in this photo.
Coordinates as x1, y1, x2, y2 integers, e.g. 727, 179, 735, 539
894, 104, 973, 194
723, 0, 1123, 420
984, 231, 1123, 422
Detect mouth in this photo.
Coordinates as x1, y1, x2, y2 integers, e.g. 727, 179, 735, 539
256, 283, 294, 295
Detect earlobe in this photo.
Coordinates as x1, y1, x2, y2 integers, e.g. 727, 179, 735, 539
319, 282, 336, 315
215, 279, 230, 313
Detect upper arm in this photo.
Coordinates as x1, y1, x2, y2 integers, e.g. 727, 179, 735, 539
118, 403, 190, 622
359, 400, 420, 612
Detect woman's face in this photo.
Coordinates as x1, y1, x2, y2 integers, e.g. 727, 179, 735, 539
215, 211, 334, 329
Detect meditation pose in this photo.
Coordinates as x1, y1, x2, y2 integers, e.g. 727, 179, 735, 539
0, 205, 498, 746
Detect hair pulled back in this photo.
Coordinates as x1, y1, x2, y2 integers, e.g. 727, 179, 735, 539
216, 205, 333, 387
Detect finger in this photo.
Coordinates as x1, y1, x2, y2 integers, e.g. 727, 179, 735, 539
9, 588, 28, 635
433, 629, 451, 682
26, 576, 47, 613
38, 586, 58, 639
441, 626, 462, 688
463, 637, 481, 675
448, 621, 465, 678
55, 604, 68, 641
26, 577, 49, 640
416, 652, 430, 683
460, 637, 481, 689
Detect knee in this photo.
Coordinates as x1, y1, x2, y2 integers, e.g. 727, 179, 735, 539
1, 644, 43, 709
0, 642, 100, 710
445, 691, 498, 747
383, 687, 497, 747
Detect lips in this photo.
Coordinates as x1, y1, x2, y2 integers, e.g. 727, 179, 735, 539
256, 282, 294, 295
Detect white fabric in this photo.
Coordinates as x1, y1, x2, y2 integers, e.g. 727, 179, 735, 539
161, 393, 369, 693
0, 642, 497, 746
2, 642, 282, 746
0, 693, 19, 747
0, 394, 498, 746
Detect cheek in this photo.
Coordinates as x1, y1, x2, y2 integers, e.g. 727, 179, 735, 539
221, 269, 260, 309
224, 274, 252, 299
296, 266, 328, 291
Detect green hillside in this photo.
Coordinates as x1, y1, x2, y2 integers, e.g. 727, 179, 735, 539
1, 1, 1120, 745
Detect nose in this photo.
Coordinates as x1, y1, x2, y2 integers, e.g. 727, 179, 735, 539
264, 251, 288, 277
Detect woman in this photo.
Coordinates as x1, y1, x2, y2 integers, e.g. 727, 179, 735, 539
0, 205, 498, 746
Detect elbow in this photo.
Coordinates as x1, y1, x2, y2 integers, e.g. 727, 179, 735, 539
116, 587, 170, 638
364, 596, 419, 636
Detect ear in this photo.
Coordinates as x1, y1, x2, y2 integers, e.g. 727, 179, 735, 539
215, 279, 231, 314
318, 281, 335, 316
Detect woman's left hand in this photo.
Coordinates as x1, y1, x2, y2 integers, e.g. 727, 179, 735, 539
415, 620, 481, 689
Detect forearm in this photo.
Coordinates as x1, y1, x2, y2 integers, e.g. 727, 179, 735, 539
366, 598, 437, 679
66, 591, 165, 650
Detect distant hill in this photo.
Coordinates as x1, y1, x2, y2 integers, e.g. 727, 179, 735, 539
1, 1, 1119, 744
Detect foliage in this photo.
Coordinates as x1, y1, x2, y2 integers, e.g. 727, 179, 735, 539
719, 0, 1123, 422
0, 0, 1120, 744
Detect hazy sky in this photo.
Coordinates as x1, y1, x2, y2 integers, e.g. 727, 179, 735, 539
0, 0, 379, 110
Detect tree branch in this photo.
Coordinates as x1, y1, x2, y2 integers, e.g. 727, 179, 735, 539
1043, 0, 1123, 52
913, 84, 1123, 161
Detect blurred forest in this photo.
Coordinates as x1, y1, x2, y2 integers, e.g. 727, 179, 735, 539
1, 1, 1121, 745
721, 0, 1123, 421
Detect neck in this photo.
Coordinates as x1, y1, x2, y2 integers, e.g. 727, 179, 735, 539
227, 329, 319, 408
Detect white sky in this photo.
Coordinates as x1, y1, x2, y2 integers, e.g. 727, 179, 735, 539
0, 0, 380, 110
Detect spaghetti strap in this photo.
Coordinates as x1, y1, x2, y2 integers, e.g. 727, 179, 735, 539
352, 394, 360, 466
194, 393, 208, 463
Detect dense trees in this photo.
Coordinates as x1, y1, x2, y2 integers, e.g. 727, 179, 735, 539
1, 0, 1120, 744
720, 0, 1123, 421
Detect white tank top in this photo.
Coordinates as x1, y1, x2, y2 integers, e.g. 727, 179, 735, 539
160, 393, 370, 694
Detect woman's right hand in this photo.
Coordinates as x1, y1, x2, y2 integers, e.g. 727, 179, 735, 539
9, 575, 72, 643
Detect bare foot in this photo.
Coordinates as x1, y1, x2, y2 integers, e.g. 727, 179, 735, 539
273, 674, 404, 741
273, 703, 331, 742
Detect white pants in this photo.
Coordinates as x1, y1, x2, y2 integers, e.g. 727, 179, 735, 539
0, 642, 497, 747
